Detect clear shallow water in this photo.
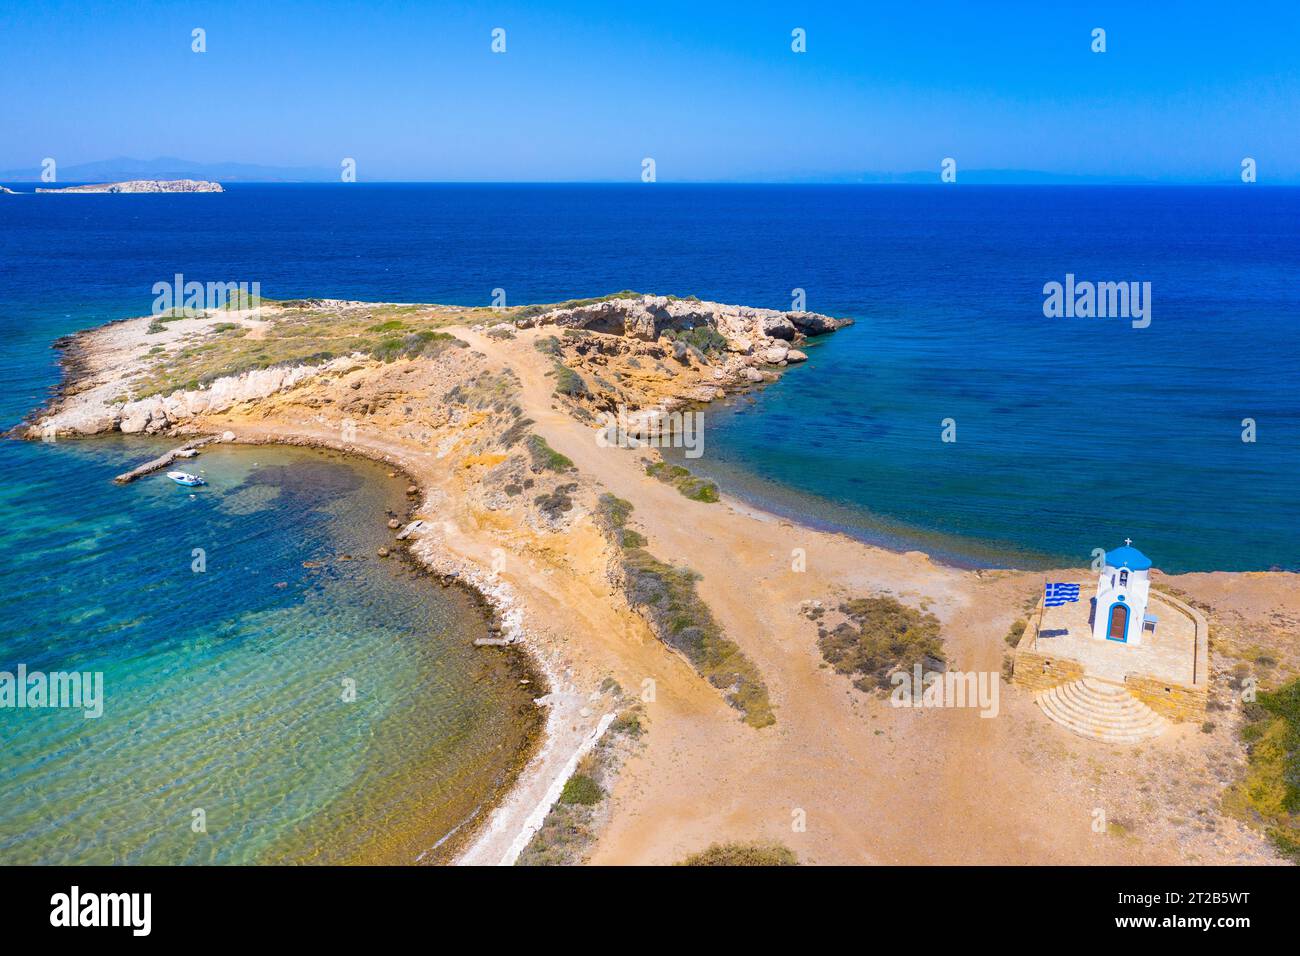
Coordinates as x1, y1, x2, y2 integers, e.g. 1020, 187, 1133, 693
3, 184, 1294, 571
0, 438, 539, 864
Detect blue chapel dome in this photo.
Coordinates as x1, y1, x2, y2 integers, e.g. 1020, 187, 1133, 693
1105, 545, 1152, 571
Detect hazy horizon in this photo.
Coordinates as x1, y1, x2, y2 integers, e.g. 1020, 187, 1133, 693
8, 156, 1300, 186
2, 1, 1297, 184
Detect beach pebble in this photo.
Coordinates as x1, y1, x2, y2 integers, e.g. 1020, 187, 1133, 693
406, 485, 418, 495
387, 518, 400, 529
377, 547, 390, 558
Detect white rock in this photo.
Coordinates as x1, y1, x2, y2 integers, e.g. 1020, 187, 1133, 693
119, 408, 151, 433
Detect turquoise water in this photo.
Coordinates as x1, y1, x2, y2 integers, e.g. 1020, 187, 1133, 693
0, 437, 539, 864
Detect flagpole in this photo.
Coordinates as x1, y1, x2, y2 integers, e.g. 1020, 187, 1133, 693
1035, 577, 1047, 650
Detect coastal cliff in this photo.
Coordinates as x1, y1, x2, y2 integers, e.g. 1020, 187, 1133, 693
34, 179, 223, 194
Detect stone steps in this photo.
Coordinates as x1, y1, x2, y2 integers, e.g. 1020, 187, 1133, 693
1035, 678, 1168, 744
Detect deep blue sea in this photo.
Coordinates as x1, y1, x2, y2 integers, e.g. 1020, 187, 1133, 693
7, 184, 1294, 571
1, 183, 1296, 859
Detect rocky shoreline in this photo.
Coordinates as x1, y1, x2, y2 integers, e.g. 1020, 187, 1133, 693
216, 432, 555, 864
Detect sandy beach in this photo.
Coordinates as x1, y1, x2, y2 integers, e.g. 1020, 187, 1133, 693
25, 297, 1298, 866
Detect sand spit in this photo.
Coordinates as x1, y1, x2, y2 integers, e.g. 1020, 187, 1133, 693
24, 294, 1295, 866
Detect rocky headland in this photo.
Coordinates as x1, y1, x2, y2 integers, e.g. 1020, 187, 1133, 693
28, 293, 850, 439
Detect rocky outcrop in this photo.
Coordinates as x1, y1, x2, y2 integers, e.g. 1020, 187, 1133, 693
515, 294, 851, 354
25, 294, 851, 442
35, 179, 223, 194
515, 295, 853, 418
32, 360, 341, 438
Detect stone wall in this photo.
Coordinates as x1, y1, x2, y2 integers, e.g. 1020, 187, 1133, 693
1011, 649, 1086, 693
1125, 674, 1209, 722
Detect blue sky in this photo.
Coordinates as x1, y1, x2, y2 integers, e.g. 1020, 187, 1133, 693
1, 0, 1297, 182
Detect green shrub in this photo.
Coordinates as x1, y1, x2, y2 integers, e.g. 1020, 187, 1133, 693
662, 326, 728, 355
551, 361, 589, 397
534, 335, 563, 356
597, 494, 634, 528
611, 710, 644, 738
526, 434, 575, 472
514, 291, 642, 321
819, 597, 945, 692
370, 330, 466, 363
645, 460, 719, 503
619, 529, 647, 549
622, 546, 772, 726
677, 841, 798, 866
559, 773, 604, 805
596, 495, 772, 726
1226, 677, 1300, 861
679, 477, 720, 502
534, 484, 577, 518
1005, 619, 1027, 647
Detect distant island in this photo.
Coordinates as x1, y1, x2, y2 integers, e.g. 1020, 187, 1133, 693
33, 179, 223, 194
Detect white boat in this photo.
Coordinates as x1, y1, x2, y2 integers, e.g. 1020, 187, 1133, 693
166, 471, 206, 487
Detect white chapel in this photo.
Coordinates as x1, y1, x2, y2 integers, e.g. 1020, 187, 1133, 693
1091, 540, 1156, 646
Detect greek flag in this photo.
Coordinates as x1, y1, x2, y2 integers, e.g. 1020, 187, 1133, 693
1044, 583, 1081, 607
